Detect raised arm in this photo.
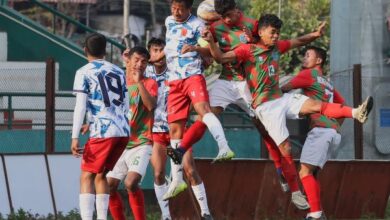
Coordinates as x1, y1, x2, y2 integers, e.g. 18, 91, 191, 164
203, 29, 237, 64
290, 21, 326, 49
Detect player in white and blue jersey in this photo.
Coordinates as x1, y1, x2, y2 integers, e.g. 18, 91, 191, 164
71, 33, 130, 220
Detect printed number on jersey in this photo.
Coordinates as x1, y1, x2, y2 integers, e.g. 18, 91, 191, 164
97, 72, 124, 107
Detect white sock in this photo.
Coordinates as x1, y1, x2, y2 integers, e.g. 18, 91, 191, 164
95, 194, 109, 220
170, 158, 184, 182
79, 193, 95, 220
191, 182, 210, 216
202, 112, 229, 151
352, 108, 358, 118
154, 182, 171, 218
308, 211, 323, 218
170, 139, 181, 149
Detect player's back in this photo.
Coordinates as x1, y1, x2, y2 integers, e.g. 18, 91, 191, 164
74, 59, 129, 138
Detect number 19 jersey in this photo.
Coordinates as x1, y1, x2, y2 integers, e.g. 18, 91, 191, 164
73, 59, 130, 138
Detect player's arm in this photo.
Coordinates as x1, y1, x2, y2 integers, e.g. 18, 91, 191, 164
203, 29, 237, 64
289, 21, 326, 49
71, 92, 87, 157
281, 70, 314, 92
138, 82, 157, 111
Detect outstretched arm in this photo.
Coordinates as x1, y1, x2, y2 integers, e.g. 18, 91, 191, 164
290, 21, 326, 49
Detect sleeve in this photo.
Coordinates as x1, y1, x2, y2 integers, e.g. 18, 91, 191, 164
286, 70, 315, 89
233, 44, 251, 63
71, 93, 87, 139
333, 89, 345, 104
73, 70, 89, 95
277, 40, 292, 54
195, 19, 206, 41
144, 78, 158, 97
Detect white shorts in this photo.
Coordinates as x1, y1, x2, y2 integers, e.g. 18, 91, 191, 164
300, 127, 341, 169
107, 144, 152, 180
209, 79, 254, 116
254, 93, 309, 146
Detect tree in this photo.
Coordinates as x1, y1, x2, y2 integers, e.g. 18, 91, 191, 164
246, 0, 331, 75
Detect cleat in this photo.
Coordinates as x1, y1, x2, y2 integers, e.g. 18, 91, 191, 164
354, 96, 374, 123
201, 214, 214, 220
167, 146, 184, 165
212, 148, 235, 163
278, 173, 290, 193
162, 180, 188, 201
291, 191, 310, 210
304, 213, 327, 220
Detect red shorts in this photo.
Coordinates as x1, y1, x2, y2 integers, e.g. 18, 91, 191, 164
167, 75, 209, 123
81, 137, 129, 173
152, 132, 193, 151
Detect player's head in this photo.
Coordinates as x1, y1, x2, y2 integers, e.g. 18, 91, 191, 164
214, 0, 240, 26
258, 14, 283, 47
125, 46, 150, 74
170, 0, 193, 22
197, 0, 221, 25
83, 33, 106, 58
147, 38, 166, 67
303, 46, 327, 69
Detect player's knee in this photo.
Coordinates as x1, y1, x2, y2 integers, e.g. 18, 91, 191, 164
124, 179, 139, 192
80, 171, 95, 183
279, 141, 291, 156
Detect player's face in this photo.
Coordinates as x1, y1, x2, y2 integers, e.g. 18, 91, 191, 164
171, 1, 191, 22
303, 49, 321, 69
258, 26, 280, 47
128, 52, 148, 74
221, 8, 240, 26
149, 45, 166, 67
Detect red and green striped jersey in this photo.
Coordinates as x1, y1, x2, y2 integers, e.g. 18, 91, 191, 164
233, 40, 291, 108
285, 68, 345, 132
127, 78, 158, 148
210, 12, 258, 81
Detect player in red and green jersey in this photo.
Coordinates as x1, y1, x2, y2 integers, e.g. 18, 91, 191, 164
204, 13, 374, 210
281, 46, 345, 220
107, 47, 157, 220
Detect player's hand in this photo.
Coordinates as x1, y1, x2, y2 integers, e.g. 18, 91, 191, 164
132, 70, 142, 83
314, 21, 326, 38
181, 44, 197, 54
242, 26, 254, 43
202, 29, 213, 43
149, 50, 165, 63
80, 124, 89, 135
71, 139, 83, 158
122, 48, 130, 63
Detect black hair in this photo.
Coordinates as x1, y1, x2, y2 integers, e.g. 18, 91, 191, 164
128, 46, 150, 60
214, 0, 236, 16
258, 14, 283, 30
84, 33, 106, 57
147, 38, 166, 50
306, 45, 327, 67
171, 0, 193, 8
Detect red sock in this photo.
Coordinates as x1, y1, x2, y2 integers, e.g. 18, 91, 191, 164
128, 188, 146, 220
301, 175, 321, 212
109, 191, 126, 220
263, 135, 282, 168
180, 120, 207, 150
280, 155, 299, 192
321, 102, 352, 118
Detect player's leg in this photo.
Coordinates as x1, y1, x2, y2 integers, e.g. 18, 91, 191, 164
300, 128, 341, 219
299, 96, 373, 123
95, 137, 128, 220
106, 148, 128, 220
182, 149, 213, 219
79, 170, 96, 220
150, 134, 171, 219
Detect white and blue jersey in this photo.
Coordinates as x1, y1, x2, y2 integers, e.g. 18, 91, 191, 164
73, 59, 130, 138
144, 64, 169, 133
164, 14, 205, 82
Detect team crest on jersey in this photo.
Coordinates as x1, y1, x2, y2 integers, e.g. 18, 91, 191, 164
239, 34, 248, 43
257, 56, 264, 63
